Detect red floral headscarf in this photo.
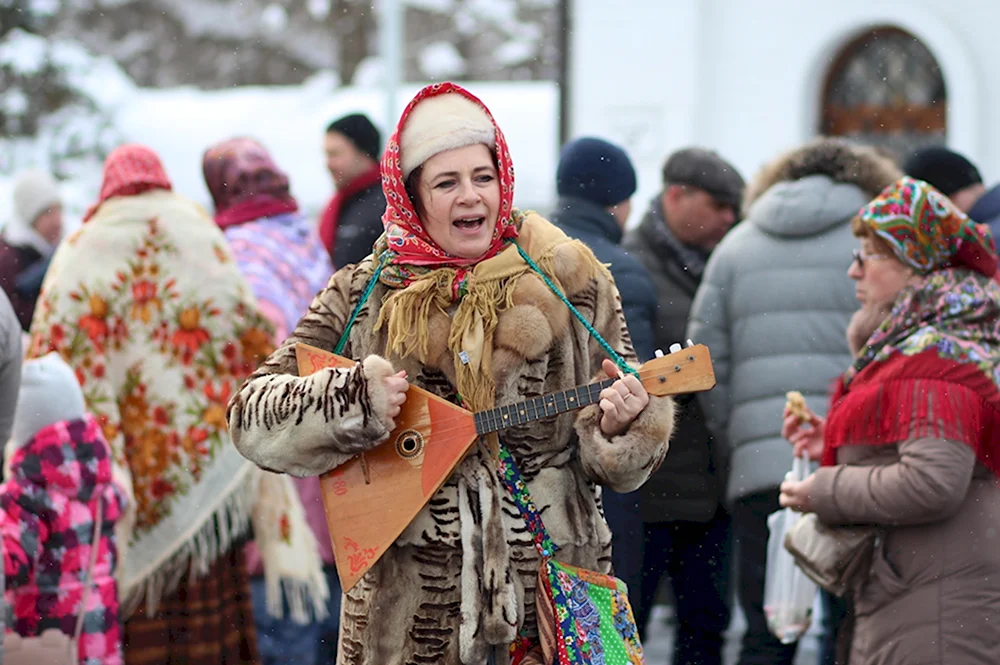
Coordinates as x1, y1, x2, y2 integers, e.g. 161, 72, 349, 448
378, 82, 518, 283
83, 144, 173, 222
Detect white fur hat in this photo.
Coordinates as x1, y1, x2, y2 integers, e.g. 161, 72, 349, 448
400, 93, 496, 180
12, 168, 60, 228
12, 352, 86, 448
4, 169, 61, 254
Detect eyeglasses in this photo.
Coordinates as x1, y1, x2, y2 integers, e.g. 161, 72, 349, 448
852, 249, 891, 269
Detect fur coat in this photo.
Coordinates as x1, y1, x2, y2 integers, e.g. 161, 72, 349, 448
228, 214, 676, 664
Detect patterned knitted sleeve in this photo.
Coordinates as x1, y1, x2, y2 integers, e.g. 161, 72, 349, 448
227, 263, 393, 477
572, 270, 676, 493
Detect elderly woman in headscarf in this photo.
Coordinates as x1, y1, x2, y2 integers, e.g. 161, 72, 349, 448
26, 144, 282, 664
227, 82, 677, 664
203, 136, 339, 665
781, 176, 1000, 665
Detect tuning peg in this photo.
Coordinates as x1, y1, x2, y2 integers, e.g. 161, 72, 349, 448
669, 343, 682, 354
686, 339, 695, 347
654, 349, 664, 358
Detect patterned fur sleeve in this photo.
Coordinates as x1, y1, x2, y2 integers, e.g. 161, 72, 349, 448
573, 273, 676, 493
227, 265, 394, 478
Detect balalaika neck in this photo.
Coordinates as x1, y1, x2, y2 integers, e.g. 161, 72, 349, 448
473, 378, 616, 435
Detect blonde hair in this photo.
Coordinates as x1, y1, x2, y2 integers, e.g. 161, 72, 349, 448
851, 215, 896, 257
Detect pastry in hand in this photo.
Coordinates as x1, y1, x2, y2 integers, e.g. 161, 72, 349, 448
785, 391, 810, 422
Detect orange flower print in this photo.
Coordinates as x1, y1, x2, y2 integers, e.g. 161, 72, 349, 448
97, 413, 119, 445
171, 307, 211, 360
131, 280, 162, 323
79, 293, 110, 345
239, 327, 274, 366
202, 403, 228, 431
143, 428, 168, 466
120, 391, 151, 440
202, 381, 232, 432
214, 244, 230, 264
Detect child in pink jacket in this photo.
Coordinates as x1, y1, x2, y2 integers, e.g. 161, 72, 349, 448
2, 353, 129, 664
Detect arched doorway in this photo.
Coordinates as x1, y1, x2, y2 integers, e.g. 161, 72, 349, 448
821, 27, 946, 161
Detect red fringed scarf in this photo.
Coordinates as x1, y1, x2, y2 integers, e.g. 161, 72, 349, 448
318, 164, 382, 259
823, 268, 1000, 477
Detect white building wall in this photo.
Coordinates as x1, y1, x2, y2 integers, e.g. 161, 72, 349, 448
569, 0, 999, 224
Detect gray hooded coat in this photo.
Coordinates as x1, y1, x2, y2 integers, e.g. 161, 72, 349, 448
687, 141, 900, 504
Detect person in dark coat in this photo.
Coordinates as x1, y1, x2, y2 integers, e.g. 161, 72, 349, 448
318, 113, 388, 269
549, 136, 656, 615
623, 147, 744, 665
0, 169, 63, 331
904, 146, 1000, 235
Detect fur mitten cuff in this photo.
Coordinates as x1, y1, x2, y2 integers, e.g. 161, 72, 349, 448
575, 394, 675, 493
228, 356, 393, 478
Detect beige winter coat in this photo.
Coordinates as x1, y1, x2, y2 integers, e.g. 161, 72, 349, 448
227, 219, 676, 665
810, 438, 1000, 665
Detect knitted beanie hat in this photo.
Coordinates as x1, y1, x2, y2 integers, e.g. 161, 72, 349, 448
327, 113, 383, 161
12, 352, 86, 447
556, 137, 638, 207
12, 168, 61, 228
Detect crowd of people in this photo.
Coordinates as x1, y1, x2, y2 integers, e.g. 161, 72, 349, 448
2, 80, 999, 665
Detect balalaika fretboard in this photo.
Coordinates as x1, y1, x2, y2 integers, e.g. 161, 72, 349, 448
473, 378, 616, 435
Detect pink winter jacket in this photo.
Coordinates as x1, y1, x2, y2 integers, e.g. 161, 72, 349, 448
1, 415, 129, 664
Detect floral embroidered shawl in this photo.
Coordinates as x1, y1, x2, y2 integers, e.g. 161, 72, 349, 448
28, 188, 275, 615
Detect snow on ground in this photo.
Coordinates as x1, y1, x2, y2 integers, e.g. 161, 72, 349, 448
0, 30, 558, 234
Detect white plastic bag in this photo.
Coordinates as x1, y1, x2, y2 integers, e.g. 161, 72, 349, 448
764, 455, 817, 644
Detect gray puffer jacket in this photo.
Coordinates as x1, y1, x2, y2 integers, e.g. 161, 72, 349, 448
1, 289, 21, 448
687, 141, 900, 504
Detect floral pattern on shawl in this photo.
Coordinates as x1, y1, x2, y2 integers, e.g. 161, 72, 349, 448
27, 189, 274, 610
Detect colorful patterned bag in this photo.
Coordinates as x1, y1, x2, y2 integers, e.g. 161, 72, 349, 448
497, 445, 646, 665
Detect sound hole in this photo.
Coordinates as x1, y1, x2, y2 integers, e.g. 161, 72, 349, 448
396, 430, 424, 459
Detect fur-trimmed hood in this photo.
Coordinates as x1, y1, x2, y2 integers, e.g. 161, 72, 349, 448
744, 138, 900, 209
743, 138, 901, 239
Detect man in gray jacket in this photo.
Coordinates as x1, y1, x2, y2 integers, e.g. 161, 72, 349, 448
687, 138, 899, 665
623, 147, 744, 665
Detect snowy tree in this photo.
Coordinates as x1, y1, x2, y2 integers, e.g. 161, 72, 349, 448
0, 22, 119, 179
405, 0, 559, 82
35, 0, 557, 88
